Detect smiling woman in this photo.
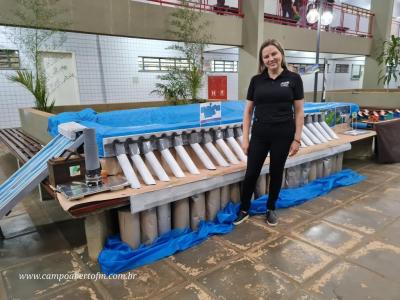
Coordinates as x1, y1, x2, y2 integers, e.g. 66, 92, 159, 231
233, 39, 305, 227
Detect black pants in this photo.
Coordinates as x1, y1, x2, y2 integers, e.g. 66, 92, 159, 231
240, 120, 295, 212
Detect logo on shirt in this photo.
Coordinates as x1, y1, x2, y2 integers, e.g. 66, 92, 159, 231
280, 81, 290, 87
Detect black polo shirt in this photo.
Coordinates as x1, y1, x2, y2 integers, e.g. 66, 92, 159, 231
247, 68, 304, 123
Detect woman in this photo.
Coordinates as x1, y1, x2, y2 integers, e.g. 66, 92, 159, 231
233, 39, 304, 226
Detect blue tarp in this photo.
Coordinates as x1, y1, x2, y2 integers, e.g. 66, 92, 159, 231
48, 101, 359, 157
99, 169, 365, 275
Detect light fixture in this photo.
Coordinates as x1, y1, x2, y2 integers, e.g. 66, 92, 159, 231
321, 11, 333, 26
306, 7, 319, 24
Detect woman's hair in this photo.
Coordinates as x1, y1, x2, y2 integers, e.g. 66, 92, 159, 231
258, 39, 287, 74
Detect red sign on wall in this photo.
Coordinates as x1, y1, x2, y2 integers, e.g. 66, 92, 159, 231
208, 76, 227, 100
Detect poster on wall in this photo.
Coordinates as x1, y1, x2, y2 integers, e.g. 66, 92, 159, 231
200, 102, 221, 126
335, 105, 351, 125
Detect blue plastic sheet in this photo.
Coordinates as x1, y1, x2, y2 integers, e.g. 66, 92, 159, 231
99, 169, 365, 275
48, 101, 359, 157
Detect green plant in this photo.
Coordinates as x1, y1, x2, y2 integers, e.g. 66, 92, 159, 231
4, 0, 70, 112
153, 0, 212, 104
377, 35, 400, 87
8, 70, 55, 112
151, 68, 189, 105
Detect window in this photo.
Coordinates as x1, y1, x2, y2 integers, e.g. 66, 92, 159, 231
0, 49, 20, 70
351, 64, 363, 80
335, 64, 349, 73
211, 60, 238, 72
290, 63, 325, 74
138, 57, 189, 72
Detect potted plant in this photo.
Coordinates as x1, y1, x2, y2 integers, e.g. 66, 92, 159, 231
377, 34, 400, 88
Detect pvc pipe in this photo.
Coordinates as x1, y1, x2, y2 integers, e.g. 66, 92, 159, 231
130, 154, 156, 185
145, 151, 170, 181
174, 145, 200, 175
204, 142, 229, 167
308, 122, 328, 143
320, 121, 339, 139
227, 136, 247, 162
190, 143, 216, 170
160, 148, 185, 178
303, 125, 322, 144
216, 139, 239, 164
301, 131, 314, 146
314, 122, 333, 141
116, 153, 141, 189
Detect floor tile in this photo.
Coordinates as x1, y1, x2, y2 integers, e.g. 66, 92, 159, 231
345, 179, 380, 193
98, 260, 186, 300
160, 283, 213, 300
0, 213, 36, 238
248, 236, 334, 283
288, 289, 321, 300
323, 205, 393, 235
377, 219, 400, 246
169, 238, 237, 277
1, 251, 82, 299
321, 187, 362, 204
294, 197, 339, 216
351, 193, 400, 218
35, 281, 106, 300
308, 261, 400, 300
222, 220, 277, 251
347, 241, 400, 284
292, 220, 363, 255
199, 257, 296, 299
0, 224, 69, 270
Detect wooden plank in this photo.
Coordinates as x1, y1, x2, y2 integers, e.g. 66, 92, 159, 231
0, 131, 28, 162
1, 129, 35, 158
8, 128, 40, 154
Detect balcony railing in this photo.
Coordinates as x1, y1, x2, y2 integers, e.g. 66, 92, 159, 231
136, 0, 244, 17
264, 0, 374, 38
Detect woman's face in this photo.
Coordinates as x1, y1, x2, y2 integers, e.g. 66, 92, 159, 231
262, 45, 283, 72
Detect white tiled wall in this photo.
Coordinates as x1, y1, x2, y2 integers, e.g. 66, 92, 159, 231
0, 26, 239, 128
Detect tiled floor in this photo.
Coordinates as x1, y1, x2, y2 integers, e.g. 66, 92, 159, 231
1, 144, 400, 299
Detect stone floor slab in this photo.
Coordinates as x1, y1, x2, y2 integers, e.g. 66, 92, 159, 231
169, 238, 237, 277
321, 187, 362, 204
288, 289, 321, 300
0, 213, 36, 238
357, 169, 398, 183
160, 283, 213, 300
35, 281, 106, 300
347, 241, 400, 284
222, 220, 277, 251
294, 197, 339, 216
308, 261, 400, 300
199, 257, 296, 299
252, 208, 312, 232
1, 251, 83, 299
350, 193, 400, 218
378, 219, 400, 246
248, 236, 334, 283
292, 220, 363, 255
323, 205, 393, 235
97, 260, 186, 300
0, 225, 70, 270
345, 179, 380, 193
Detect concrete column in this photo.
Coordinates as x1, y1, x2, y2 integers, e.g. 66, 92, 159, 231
85, 211, 114, 261
363, 0, 395, 89
140, 208, 158, 245
238, 0, 265, 99
118, 209, 141, 250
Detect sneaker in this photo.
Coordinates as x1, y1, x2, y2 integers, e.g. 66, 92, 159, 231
266, 210, 278, 226
233, 211, 249, 225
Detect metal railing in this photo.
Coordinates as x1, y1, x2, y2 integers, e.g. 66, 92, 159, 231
265, 0, 374, 38
137, 0, 244, 17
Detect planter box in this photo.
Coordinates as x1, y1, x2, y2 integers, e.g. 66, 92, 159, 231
19, 108, 54, 145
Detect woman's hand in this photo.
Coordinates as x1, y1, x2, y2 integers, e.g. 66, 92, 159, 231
242, 138, 250, 155
289, 139, 301, 156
